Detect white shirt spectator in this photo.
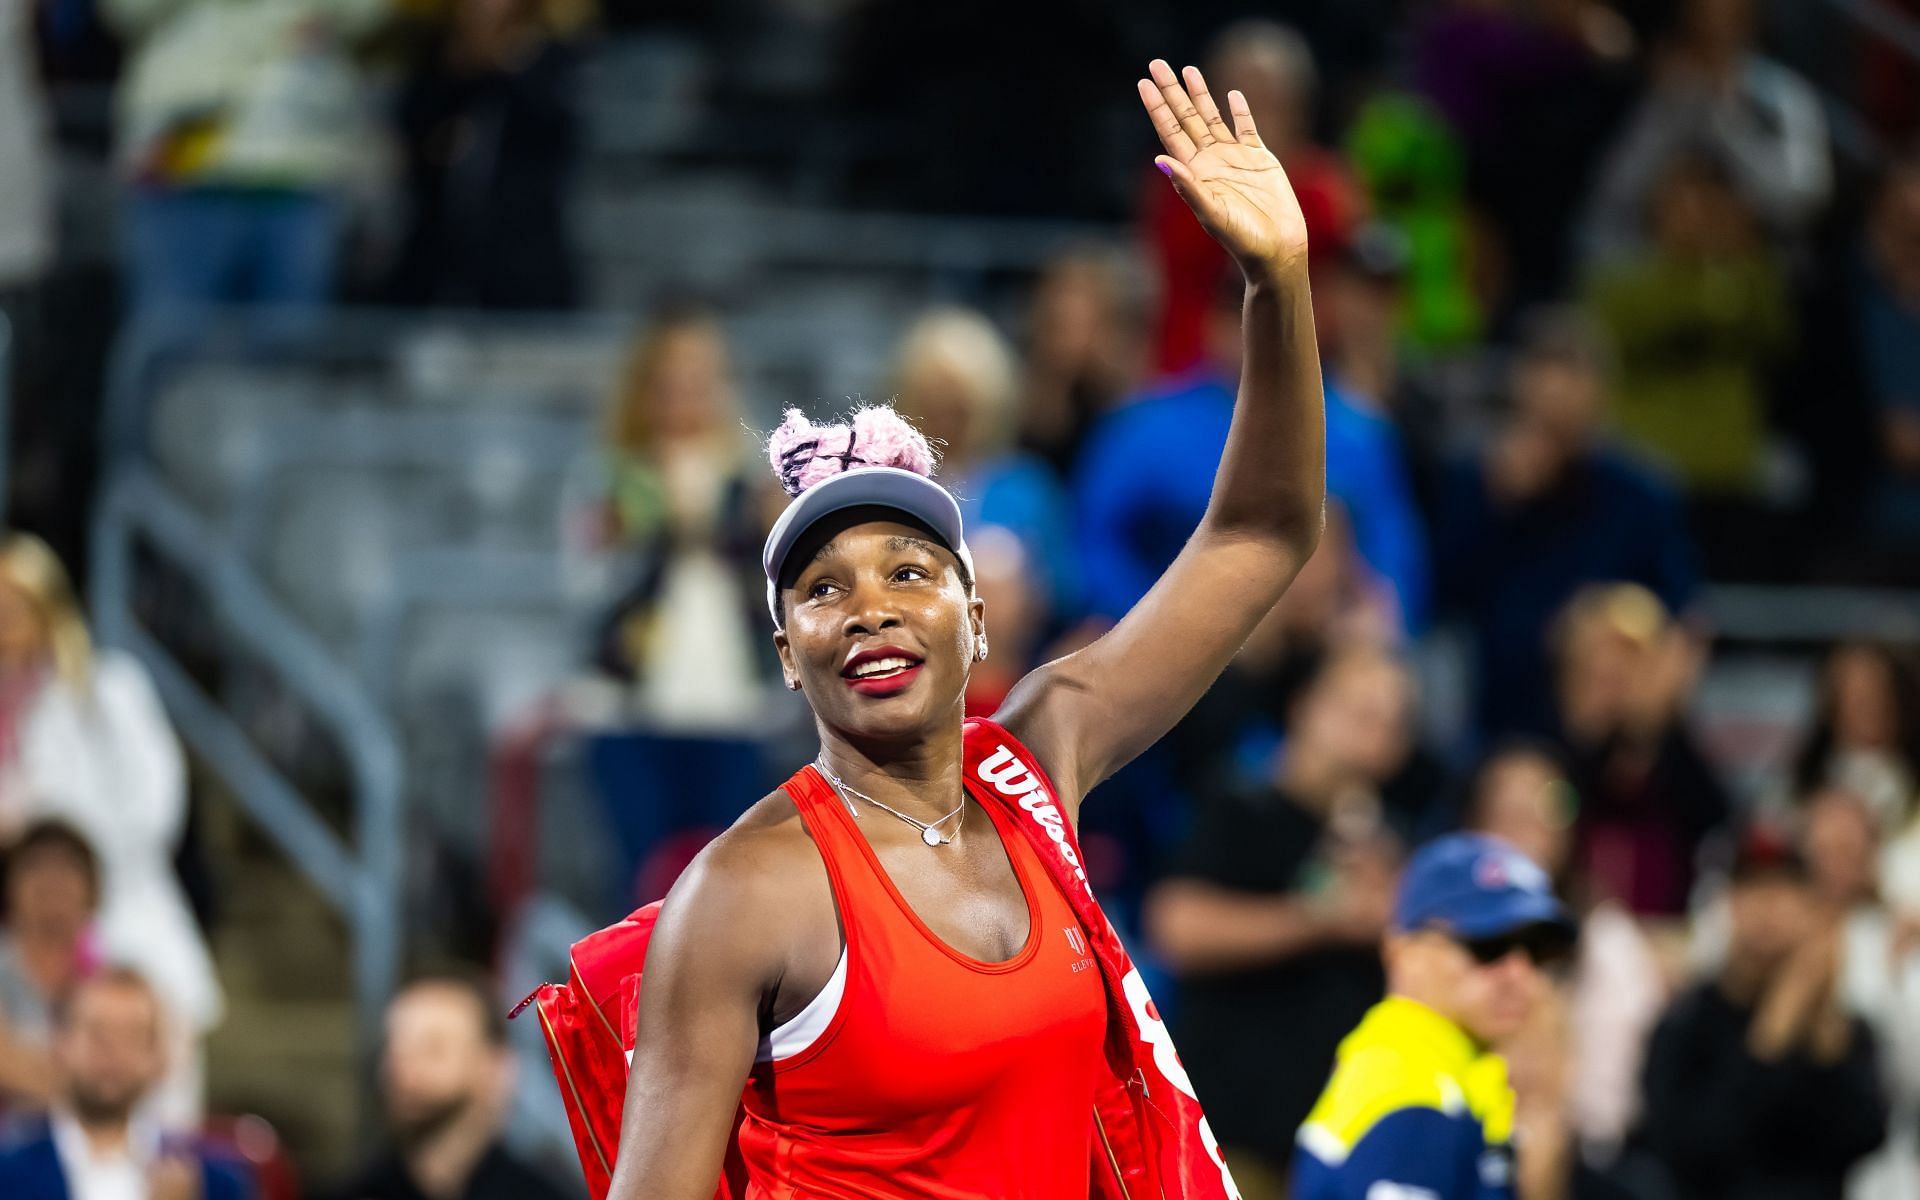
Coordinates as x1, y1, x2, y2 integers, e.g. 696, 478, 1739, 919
50, 1109, 163, 1200
1582, 54, 1831, 262
3, 651, 221, 1126
1841, 904, 1920, 1200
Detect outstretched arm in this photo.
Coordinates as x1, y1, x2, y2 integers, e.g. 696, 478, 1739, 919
997, 60, 1324, 808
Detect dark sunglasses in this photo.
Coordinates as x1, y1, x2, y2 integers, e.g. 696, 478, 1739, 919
1454, 925, 1574, 968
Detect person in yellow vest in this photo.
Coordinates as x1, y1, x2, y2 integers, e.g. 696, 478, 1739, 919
1294, 833, 1576, 1200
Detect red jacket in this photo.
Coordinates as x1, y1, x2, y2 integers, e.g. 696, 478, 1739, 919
518, 718, 1241, 1199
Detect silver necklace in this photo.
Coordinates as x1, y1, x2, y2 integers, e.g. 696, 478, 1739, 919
814, 757, 966, 847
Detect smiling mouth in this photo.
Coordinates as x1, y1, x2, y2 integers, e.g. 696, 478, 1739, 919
843, 655, 921, 681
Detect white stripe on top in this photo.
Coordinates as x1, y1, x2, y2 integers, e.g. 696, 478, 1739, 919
756, 947, 848, 1063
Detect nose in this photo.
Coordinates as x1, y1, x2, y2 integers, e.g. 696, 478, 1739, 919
841, 572, 903, 638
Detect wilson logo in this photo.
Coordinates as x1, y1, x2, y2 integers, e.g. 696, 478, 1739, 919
976, 745, 1091, 897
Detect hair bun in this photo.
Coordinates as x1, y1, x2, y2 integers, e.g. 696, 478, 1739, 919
767, 405, 938, 498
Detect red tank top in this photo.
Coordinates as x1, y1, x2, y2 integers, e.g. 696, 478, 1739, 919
737, 764, 1108, 1199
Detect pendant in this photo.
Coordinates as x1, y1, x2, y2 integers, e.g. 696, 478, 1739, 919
922, 826, 943, 846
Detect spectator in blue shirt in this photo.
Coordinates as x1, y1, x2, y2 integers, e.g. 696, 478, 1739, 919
1435, 309, 1698, 743
1076, 269, 1428, 631
1857, 158, 1920, 537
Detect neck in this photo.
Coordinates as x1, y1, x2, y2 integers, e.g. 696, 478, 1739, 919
71, 1112, 132, 1157
1276, 741, 1354, 813
1690, 40, 1741, 79
0, 660, 44, 689
1334, 343, 1394, 404
817, 718, 969, 822
1718, 958, 1771, 1008
16, 928, 83, 994
404, 1105, 496, 1200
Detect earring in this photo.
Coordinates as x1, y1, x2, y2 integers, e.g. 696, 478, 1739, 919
976, 637, 989, 662
786, 678, 801, 691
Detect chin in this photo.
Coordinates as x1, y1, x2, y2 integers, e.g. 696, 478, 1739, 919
1479, 1011, 1532, 1045
818, 678, 962, 743
832, 698, 946, 743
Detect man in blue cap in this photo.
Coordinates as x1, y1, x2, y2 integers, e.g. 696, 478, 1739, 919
1292, 833, 1577, 1200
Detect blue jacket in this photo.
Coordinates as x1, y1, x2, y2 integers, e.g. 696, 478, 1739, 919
1074, 370, 1430, 630
950, 450, 1081, 618
0, 1129, 253, 1200
1434, 446, 1697, 740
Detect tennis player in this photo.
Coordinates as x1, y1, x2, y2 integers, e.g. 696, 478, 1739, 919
606, 59, 1325, 1200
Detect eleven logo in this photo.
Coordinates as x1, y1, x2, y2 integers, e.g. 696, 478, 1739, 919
1064, 926, 1093, 972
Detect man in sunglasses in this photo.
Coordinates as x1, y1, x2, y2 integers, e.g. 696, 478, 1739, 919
1293, 833, 1576, 1200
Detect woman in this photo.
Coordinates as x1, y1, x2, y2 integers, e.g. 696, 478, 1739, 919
0, 532, 219, 1125
1789, 641, 1920, 833
1798, 787, 1920, 1200
0, 820, 101, 1112
610, 61, 1323, 1198
587, 308, 779, 725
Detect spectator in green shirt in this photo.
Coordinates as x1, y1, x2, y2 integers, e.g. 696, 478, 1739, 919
1585, 146, 1791, 498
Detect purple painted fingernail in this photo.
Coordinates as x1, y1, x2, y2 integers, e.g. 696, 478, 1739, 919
1156, 161, 1173, 178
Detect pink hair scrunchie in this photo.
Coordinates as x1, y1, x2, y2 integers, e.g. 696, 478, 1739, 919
766, 405, 939, 498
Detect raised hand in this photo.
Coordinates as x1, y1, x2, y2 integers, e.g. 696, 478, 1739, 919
149, 1156, 202, 1200
1137, 60, 1308, 276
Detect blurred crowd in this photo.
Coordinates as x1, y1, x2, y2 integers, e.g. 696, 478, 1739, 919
0, 0, 1918, 1196
561, 5, 1920, 1198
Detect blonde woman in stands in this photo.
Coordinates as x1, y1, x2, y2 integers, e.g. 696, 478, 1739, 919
579, 308, 780, 726
0, 532, 219, 1128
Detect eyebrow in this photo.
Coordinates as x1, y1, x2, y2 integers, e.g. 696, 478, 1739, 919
806, 535, 943, 566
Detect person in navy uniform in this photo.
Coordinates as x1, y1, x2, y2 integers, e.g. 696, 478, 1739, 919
1294, 833, 1576, 1200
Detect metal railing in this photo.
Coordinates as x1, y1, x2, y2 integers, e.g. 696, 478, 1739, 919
0, 309, 11, 529
90, 310, 613, 1051
1705, 583, 1920, 644
88, 467, 405, 1055
1819, 0, 1920, 64
89, 306, 644, 1062
581, 194, 1123, 285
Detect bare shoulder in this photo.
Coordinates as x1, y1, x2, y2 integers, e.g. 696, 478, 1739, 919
992, 659, 1094, 811
647, 787, 837, 987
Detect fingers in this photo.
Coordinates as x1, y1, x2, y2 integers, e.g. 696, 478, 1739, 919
1136, 77, 1197, 161
1182, 65, 1236, 145
1148, 59, 1215, 153
1227, 88, 1263, 147
1154, 155, 1199, 196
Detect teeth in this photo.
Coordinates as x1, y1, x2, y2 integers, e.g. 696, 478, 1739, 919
852, 656, 914, 678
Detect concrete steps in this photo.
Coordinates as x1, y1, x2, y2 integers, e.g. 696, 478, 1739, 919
201, 808, 364, 1182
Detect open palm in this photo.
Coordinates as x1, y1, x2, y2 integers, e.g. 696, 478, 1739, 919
1137, 59, 1308, 272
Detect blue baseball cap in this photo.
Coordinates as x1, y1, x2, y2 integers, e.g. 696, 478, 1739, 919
1393, 833, 1575, 942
